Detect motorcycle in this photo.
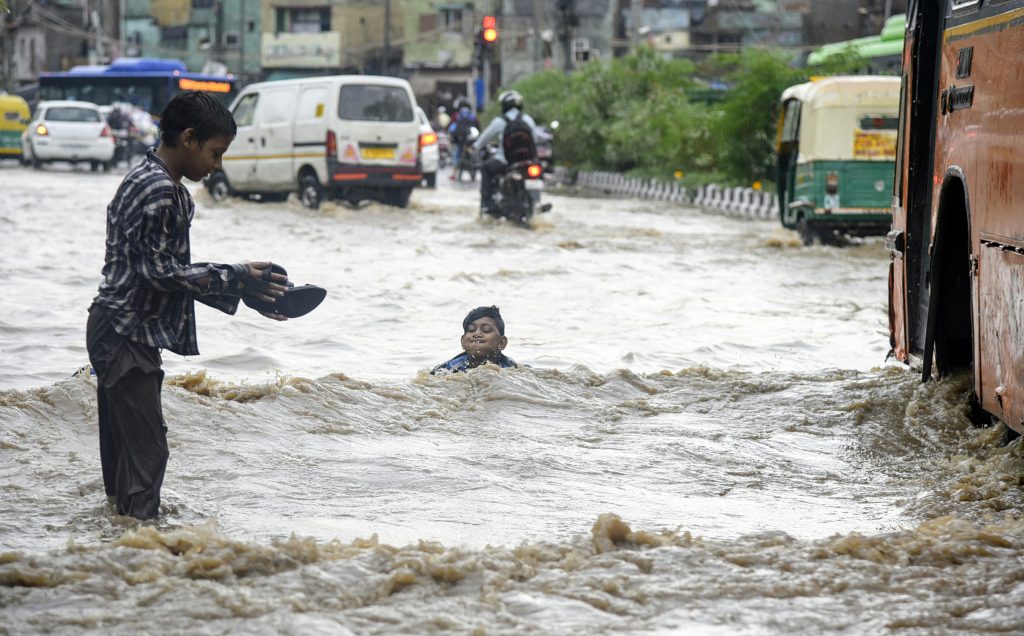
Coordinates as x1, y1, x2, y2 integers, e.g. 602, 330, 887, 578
436, 130, 452, 169
453, 126, 479, 182
481, 145, 552, 227
111, 127, 134, 166
535, 120, 558, 174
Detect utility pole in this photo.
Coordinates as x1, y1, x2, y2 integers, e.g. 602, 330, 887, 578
533, 0, 542, 73
631, 0, 643, 49
1, 0, 24, 93
383, 0, 391, 75
557, 0, 576, 74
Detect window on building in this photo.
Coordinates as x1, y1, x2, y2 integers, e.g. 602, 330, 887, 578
439, 7, 464, 32
192, 0, 214, 9
223, 31, 240, 48
162, 26, 188, 49
276, 8, 331, 34
420, 14, 438, 33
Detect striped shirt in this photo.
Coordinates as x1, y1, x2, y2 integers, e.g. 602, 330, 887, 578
92, 150, 246, 356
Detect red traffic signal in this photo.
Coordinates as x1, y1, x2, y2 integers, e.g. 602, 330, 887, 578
481, 15, 498, 43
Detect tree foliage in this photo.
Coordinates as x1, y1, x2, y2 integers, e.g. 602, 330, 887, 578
507, 46, 865, 185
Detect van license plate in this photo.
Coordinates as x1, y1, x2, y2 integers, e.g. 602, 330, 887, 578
361, 147, 395, 160
524, 179, 544, 191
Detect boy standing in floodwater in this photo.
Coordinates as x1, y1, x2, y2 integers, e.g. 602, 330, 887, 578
432, 306, 519, 374
86, 91, 289, 520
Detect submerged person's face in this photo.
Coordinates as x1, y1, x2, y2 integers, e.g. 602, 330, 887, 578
461, 317, 506, 360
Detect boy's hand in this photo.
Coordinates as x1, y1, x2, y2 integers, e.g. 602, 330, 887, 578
258, 310, 288, 322
244, 261, 289, 302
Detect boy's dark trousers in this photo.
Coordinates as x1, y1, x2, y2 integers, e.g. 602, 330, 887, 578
86, 305, 168, 520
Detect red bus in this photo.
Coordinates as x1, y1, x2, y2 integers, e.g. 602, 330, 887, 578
888, 0, 1024, 437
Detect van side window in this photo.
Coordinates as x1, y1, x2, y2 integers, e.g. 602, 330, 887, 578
297, 87, 327, 123
233, 93, 258, 127
338, 84, 414, 122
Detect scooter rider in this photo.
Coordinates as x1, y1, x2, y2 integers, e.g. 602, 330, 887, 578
471, 90, 540, 215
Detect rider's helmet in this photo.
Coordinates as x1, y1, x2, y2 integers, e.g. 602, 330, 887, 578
455, 97, 471, 111
499, 90, 524, 114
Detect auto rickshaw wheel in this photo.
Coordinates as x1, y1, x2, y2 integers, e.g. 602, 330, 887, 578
796, 217, 816, 246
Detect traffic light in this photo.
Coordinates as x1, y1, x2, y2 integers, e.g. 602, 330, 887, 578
481, 15, 498, 45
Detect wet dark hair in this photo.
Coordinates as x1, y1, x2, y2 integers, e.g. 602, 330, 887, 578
463, 306, 505, 335
159, 91, 237, 147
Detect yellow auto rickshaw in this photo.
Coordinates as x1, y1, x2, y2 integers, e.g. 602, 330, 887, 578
0, 93, 31, 162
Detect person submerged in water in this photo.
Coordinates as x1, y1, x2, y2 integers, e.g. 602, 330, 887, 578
432, 306, 519, 374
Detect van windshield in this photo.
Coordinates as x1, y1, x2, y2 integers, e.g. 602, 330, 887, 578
338, 85, 413, 122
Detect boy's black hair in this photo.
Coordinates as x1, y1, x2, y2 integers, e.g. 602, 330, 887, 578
159, 91, 237, 147
463, 306, 505, 335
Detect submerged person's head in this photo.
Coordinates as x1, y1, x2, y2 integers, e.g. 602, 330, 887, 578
461, 305, 508, 361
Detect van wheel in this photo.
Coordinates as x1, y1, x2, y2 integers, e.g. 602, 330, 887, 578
206, 172, 233, 202
388, 187, 413, 208
299, 173, 323, 209
102, 161, 112, 172
90, 161, 100, 172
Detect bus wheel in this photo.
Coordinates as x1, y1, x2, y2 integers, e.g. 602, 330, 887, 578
797, 217, 816, 246
299, 173, 323, 209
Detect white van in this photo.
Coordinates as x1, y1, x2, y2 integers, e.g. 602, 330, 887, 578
206, 75, 423, 208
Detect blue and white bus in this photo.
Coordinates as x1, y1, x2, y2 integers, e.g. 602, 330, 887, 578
39, 58, 238, 115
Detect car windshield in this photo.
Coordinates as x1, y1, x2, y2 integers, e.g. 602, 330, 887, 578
338, 85, 413, 122
45, 107, 100, 123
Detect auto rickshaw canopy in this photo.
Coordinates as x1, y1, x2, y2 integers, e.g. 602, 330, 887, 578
780, 76, 901, 163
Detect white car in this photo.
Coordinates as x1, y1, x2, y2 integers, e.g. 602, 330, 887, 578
416, 106, 439, 188
22, 100, 115, 171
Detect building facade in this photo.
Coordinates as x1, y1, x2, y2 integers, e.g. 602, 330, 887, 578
1, 0, 120, 93
123, 0, 262, 80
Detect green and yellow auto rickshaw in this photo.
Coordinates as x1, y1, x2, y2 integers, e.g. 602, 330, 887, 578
0, 93, 31, 162
775, 76, 900, 245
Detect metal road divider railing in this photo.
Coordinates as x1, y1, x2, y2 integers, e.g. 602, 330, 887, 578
550, 167, 780, 220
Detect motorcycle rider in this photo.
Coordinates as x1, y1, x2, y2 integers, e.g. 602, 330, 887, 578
448, 98, 479, 180
471, 90, 540, 215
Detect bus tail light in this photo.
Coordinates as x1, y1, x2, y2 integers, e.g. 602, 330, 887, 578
326, 130, 337, 158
